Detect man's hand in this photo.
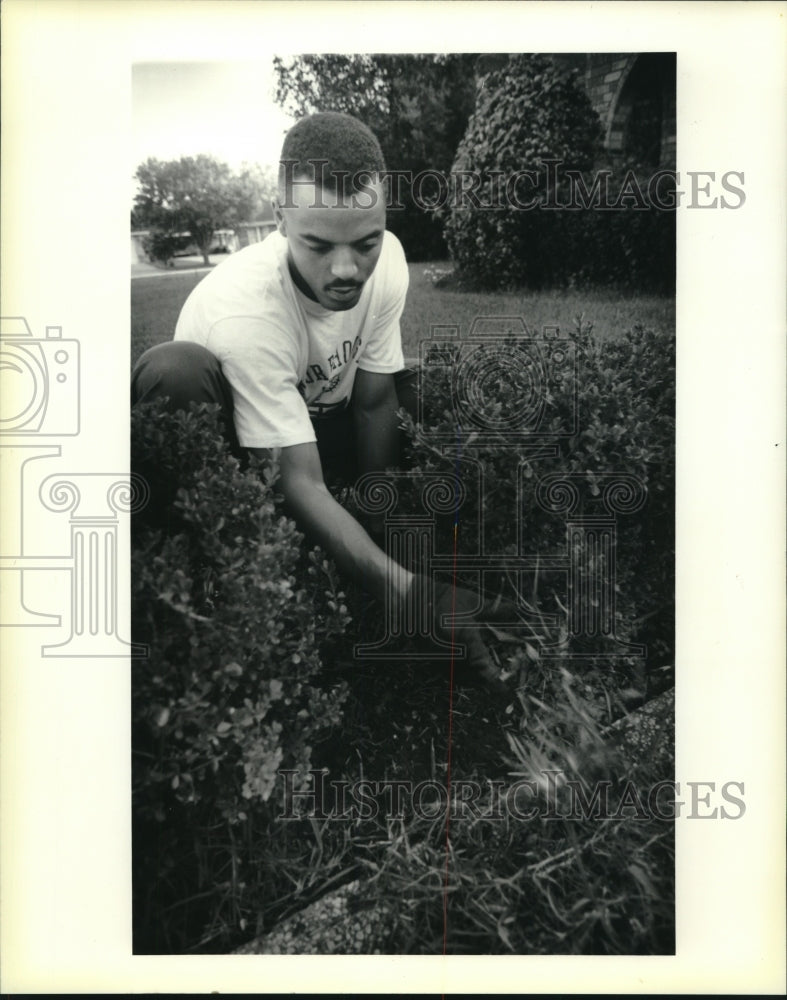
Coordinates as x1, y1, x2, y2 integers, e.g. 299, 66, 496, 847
408, 574, 519, 691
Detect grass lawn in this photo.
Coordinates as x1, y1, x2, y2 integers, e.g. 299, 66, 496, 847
131, 270, 213, 365
131, 259, 675, 368
401, 263, 675, 359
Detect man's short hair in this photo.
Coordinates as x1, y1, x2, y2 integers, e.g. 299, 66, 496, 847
278, 111, 387, 200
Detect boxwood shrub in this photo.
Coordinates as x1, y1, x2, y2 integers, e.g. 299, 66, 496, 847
383, 319, 675, 699
131, 400, 350, 950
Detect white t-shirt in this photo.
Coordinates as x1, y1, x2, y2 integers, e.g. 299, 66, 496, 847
174, 230, 408, 448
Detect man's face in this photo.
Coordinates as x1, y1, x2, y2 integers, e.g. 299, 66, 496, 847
274, 178, 387, 311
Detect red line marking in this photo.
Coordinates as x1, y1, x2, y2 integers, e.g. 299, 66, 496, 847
442, 520, 459, 955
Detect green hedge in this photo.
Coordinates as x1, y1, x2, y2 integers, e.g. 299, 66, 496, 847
131, 402, 350, 950
385, 320, 675, 691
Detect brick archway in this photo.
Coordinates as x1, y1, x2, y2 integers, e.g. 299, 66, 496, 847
606, 53, 676, 168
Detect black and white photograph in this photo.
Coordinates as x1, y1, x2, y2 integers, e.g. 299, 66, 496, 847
1, 0, 784, 993
130, 51, 678, 957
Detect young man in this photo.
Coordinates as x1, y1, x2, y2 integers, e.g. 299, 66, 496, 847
131, 112, 510, 686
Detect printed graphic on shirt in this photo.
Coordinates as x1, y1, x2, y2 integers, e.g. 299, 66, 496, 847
297, 334, 363, 417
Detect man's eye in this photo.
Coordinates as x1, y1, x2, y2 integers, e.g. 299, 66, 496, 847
356, 241, 379, 254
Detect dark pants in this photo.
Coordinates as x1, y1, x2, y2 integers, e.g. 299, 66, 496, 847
131, 341, 417, 483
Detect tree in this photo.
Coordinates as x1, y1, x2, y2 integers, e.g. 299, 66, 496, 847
443, 54, 602, 289
273, 54, 478, 260
132, 155, 272, 266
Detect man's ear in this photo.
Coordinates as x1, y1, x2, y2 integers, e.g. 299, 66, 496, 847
273, 198, 287, 237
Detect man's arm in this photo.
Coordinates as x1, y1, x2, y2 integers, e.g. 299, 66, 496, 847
351, 369, 403, 541
250, 440, 512, 690
249, 441, 412, 604
352, 369, 402, 476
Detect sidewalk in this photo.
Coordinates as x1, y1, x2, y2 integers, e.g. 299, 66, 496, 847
131, 252, 228, 279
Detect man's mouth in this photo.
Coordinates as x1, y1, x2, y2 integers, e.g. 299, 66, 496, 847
326, 284, 362, 300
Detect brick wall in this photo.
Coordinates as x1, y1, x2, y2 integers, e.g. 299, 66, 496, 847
585, 54, 639, 140
552, 53, 676, 169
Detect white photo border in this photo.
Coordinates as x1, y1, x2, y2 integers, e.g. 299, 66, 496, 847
1, 0, 785, 993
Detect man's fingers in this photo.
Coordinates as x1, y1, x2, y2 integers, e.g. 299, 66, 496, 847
410, 575, 517, 689
454, 628, 510, 692
450, 624, 489, 667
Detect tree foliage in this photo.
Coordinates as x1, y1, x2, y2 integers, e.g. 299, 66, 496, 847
443, 54, 675, 291
443, 54, 603, 289
273, 54, 478, 260
132, 155, 273, 265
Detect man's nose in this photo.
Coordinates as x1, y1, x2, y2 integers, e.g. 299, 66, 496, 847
330, 248, 359, 281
